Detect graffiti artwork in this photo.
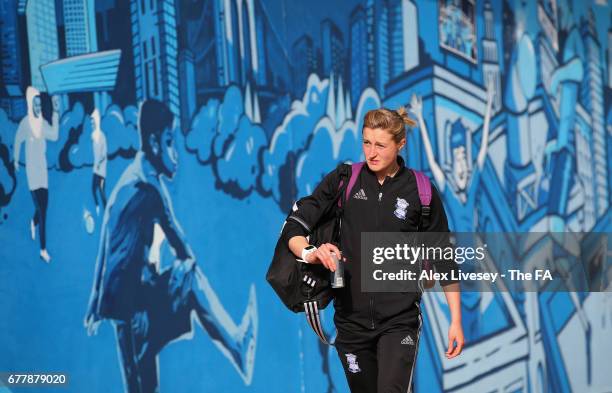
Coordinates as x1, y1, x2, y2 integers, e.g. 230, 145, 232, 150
0, 0, 610, 392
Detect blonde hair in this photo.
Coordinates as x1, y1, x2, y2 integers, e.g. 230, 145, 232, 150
362, 107, 416, 144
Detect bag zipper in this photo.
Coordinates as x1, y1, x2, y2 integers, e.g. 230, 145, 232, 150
287, 215, 310, 233
369, 297, 375, 329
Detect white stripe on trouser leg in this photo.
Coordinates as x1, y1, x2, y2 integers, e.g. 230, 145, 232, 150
313, 301, 330, 345
304, 302, 316, 337
307, 302, 323, 342
305, 302, 326, 344
304, 302, 319, 340
407, 303, 423, 393
311, 302, 328, 344
304, 301, 332, 345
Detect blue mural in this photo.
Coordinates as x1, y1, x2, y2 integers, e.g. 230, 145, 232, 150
0, 0, 611, 392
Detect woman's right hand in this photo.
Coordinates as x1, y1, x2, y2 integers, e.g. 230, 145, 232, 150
306, 243, 342, 272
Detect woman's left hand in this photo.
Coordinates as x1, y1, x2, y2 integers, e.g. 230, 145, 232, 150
311, 243, 342, 271
446, 321, 464, 359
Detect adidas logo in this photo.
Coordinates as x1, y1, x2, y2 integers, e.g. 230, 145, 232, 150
401, 334, 414, 345
353, 188, 368, 200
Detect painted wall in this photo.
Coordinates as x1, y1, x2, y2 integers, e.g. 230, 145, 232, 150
0, 0, 611, 392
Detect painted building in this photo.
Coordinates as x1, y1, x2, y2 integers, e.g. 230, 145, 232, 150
0, 1, 610, 392
130, 0, 180, 125
0, 0, 27, 119
25, 0, 59, 91
63, 0, 97, 56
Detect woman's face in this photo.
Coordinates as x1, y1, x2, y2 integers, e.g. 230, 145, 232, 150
362, 127, 404, 175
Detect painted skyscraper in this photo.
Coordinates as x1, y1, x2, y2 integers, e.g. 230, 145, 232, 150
130, 0, 180, 125
206, 0, 265, 87
349, 5, 368, 105
581, 11, 608, 216
253, 1, 267, 87
537, 0, 560, 101
574, 119, 596, 230
387, 0, 418, 79
402, 0, 419, 73
370, 0, 389, 96
178, 49, 196, 131
482, 0, 502, 112
321, 19, 345, 79
180, 0, 239, 91
193, 0, 287, 96
63, 0, 98, 56
291, 34, 316, 97
1, 0, 24, 94
0, 0, 27, 119
364, 0, 377, 90
25, 0, 59, 91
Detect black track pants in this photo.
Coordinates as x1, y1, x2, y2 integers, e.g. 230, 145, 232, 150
335, 317, 422, 393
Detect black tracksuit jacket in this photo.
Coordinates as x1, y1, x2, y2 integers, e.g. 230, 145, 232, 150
285, 157, 457, 331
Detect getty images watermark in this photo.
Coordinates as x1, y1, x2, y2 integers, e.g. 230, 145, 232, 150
360, 232, 611, 293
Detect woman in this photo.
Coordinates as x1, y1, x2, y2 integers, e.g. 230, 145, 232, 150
13, 87, 59, 263
284, 108, 464, 392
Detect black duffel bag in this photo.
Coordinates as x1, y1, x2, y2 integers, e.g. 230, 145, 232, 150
266, 164, 354, 344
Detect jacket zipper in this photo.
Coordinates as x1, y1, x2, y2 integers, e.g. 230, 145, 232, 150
371, 180, 386, 329
376, 183, 383, 228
